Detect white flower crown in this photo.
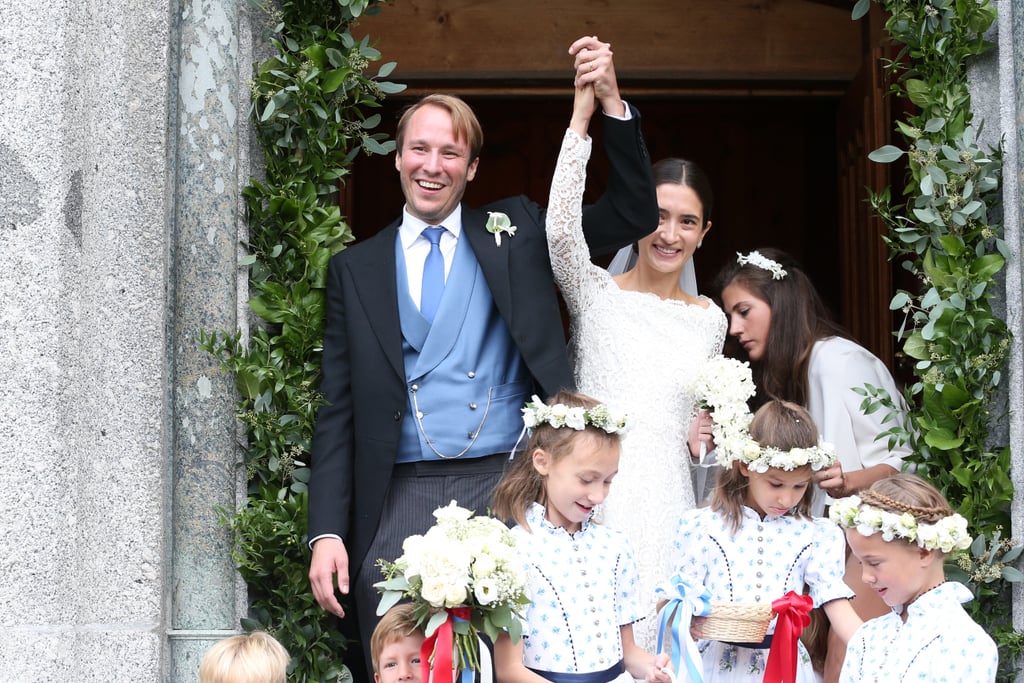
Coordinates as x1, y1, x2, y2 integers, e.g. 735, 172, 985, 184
737, 250, 787, 280
717, 436, 837, 473
829, 495, 973, 553
521, 395, 629, 435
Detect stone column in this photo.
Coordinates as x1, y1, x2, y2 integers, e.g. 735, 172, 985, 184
167, 0, 252, 680
993, 1, 1024, 671
973, 5, 1024, 678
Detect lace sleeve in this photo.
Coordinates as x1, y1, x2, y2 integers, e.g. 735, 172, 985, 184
545, 129, 604, 316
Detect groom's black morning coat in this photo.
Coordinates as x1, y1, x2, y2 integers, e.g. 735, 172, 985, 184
309, 107, 657, 574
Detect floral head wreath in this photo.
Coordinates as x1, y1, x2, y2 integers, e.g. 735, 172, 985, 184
717, 435, 837, 473
829, 495, 973, 554
736, 250, 787, 280
521, 395, 629, 435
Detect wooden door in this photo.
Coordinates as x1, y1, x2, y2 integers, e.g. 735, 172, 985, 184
835, 6, 896, 365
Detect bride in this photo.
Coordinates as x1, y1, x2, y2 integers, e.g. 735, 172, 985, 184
546, 82, 726, 653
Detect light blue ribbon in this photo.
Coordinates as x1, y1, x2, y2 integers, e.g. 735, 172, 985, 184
452, 615, 477, 683
655, 574, 712, 683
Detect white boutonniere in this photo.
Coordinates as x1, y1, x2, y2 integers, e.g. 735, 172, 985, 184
485, 211, 517, 247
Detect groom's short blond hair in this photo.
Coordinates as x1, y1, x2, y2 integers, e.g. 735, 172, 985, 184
396, 94, 484, 162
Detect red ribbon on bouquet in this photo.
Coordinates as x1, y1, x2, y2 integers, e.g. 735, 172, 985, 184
420, 606, 473, 683
764, 591, 813, 683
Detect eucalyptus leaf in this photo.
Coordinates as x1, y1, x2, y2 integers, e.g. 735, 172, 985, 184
376, 589, 404, 616
325, 48, 346, 68
1002, 544, 1024, 564
260, 98, 277, 122
425, 610, 448, 637
960, 200, 982, 216
971, 533, 988, 557
889, 291, 911, 310
919, 174, 934, 196
363, 137, 389, 155
913, 207, 937, 223
378, 81, 408, 94
926, 165, 948, 185
851, 0, 870, 20
868, 145, 905, 163
1002, 566, 1024, 583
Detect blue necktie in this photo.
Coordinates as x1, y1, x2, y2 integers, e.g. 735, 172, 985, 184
420, 226, 446, 322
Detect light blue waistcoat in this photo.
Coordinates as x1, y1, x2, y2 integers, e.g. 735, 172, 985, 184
394, 232, 530, 462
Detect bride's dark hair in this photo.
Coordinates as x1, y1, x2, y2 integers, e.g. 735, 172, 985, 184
711, 248, 848, 407
653, 157, 714, 227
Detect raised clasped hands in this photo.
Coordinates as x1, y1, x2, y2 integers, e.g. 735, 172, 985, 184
309, 536, 350, 618
568, 35, 625, 118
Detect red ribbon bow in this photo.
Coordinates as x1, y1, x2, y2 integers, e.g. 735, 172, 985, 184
420, 607, 473, 683
764, 591, 813, 683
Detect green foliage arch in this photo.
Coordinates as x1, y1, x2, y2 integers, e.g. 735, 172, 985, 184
853, 0, 1023, 677
201, 0, 403, 679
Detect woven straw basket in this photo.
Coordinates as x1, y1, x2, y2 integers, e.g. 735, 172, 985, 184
700, 601, 774, 643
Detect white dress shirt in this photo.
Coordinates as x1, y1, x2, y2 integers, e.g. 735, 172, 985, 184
398, 206, 463, 312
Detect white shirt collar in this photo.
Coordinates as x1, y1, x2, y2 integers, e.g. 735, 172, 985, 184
398, 205, 464, 249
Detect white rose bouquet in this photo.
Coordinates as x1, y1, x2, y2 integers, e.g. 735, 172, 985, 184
691, 356, 756, 461
376, 501, 529, 683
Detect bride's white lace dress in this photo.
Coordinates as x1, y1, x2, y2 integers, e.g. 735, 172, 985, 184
547, 130, 727, 653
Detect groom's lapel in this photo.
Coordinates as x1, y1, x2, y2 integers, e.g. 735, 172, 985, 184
461, 206, 513, 318
348, 220, 405, 380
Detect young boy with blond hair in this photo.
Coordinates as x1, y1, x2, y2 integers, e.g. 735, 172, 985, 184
371, 603, 425, 683
198, 631, 289, 683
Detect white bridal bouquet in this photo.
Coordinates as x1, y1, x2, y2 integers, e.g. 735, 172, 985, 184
692, 356, 756, 460
376, 501, 529, 681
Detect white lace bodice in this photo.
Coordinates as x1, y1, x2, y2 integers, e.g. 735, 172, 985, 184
546, 130, 727, 653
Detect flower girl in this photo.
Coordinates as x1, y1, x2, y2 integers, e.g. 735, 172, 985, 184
663, 400, 861, 683
830, 473, 998, 682
491, 391, 672, 683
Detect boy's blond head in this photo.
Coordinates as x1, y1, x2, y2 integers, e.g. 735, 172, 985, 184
371, 603, 423, 673
199, 631, 290, 683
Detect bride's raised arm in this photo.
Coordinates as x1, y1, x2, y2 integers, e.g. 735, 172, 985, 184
545, 85, 602, 317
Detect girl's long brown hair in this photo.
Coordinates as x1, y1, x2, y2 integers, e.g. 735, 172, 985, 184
712, 248, 849, 408
491, 390, 620, 531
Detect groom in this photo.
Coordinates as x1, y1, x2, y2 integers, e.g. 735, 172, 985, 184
307, 35, 657, 677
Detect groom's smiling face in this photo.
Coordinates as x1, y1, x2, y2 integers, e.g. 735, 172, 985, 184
395, 104, 479, 225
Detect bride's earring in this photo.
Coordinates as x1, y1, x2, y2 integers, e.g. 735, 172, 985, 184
697, 240, 703, 249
